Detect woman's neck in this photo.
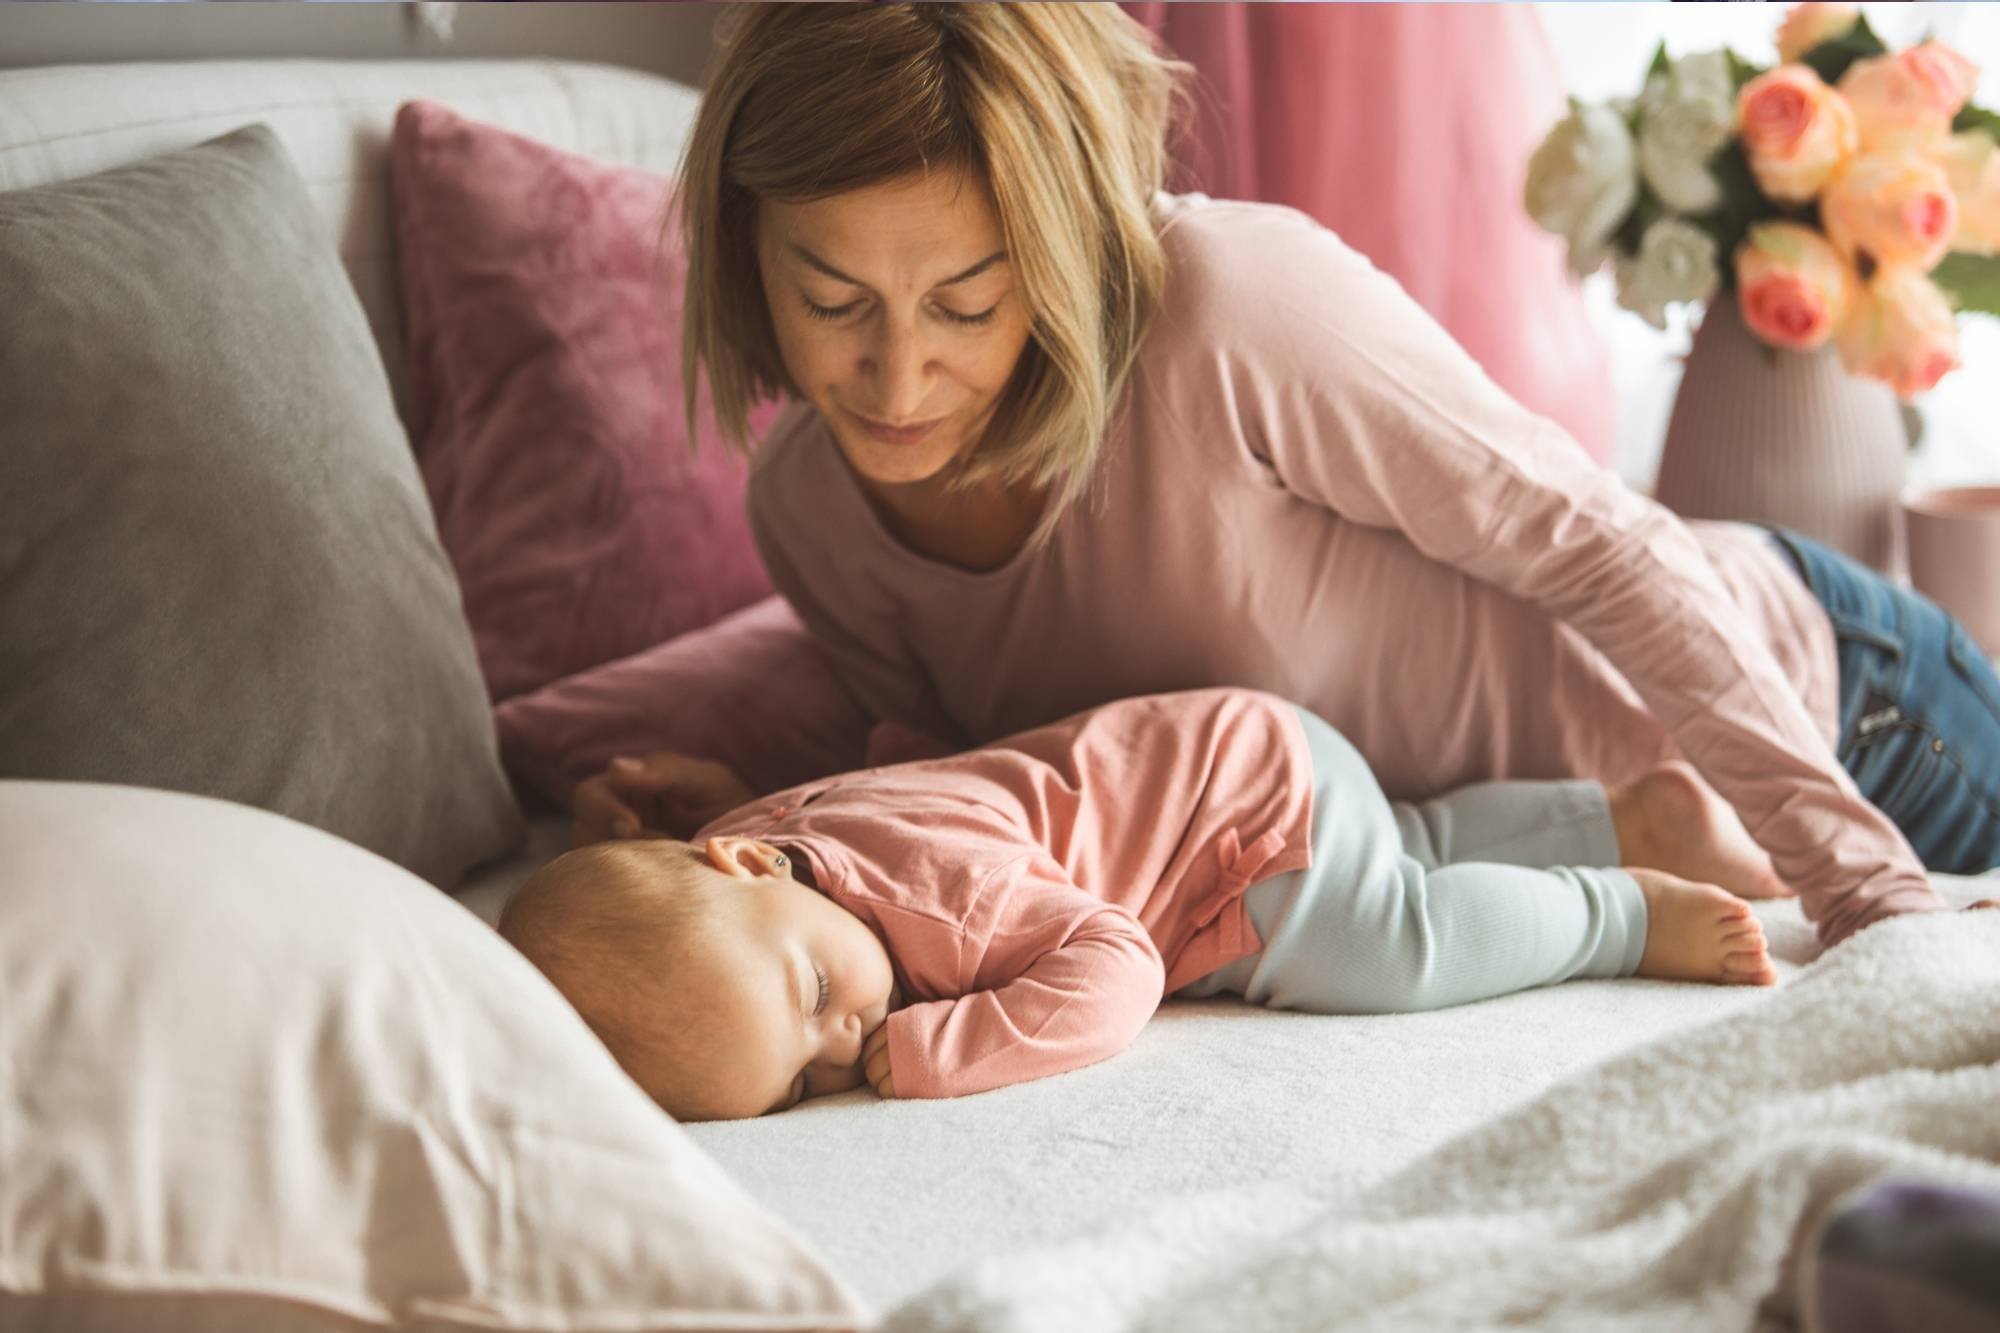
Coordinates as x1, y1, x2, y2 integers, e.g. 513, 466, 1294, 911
860, 471, 1046, 573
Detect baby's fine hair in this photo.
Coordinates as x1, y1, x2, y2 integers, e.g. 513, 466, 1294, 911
499, 841, 729, 1112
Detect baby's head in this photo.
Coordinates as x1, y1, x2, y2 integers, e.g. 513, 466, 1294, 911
499, 835, 898, 1121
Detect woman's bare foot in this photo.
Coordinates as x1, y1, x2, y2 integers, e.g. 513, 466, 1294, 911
1608, 761, 1792, 901
1629, 867, 1778, 986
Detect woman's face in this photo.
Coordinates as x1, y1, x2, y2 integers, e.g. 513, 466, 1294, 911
755, 167, 1036, 489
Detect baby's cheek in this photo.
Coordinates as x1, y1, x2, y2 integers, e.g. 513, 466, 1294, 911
805, 1062, 866, 1098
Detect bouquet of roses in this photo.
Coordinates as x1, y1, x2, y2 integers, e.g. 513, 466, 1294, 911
1525, 2, 2000, 399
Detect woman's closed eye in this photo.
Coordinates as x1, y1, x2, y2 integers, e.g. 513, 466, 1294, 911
797, 294, 998, 328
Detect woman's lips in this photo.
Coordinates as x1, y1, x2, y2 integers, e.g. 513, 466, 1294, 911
852, 409, 942, 445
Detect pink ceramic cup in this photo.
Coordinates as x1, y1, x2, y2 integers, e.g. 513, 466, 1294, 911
1903, 485, 2000, 660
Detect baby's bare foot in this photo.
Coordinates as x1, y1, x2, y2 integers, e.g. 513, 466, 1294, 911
1629, 867, 1777, 986
1610, 761, 1792, 900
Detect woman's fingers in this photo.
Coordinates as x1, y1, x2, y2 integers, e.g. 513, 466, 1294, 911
571, 774, 643, 845
571, 753, 755, 842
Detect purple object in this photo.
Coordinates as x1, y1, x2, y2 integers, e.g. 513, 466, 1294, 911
1799, 1177, 2000, 1333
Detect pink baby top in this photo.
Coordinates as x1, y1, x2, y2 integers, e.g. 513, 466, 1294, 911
698, 688, 1316, 1100
748, 191, 1943, 947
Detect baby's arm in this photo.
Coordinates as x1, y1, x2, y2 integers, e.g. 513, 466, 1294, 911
882, 891, 1166, 1100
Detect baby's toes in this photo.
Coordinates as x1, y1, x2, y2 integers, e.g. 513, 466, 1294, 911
1721, 930, 1775, 985
1711, 895, 1758, 929
1728, 958, 1779, 986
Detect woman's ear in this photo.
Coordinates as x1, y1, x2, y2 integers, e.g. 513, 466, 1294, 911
705, 835, 787, 880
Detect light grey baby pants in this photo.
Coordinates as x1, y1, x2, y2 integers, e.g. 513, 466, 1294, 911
1177, 706, 1648, 1012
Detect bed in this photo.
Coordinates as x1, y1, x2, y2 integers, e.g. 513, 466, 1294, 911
452, 826, 2000, 1325
4, 56, 1996, 1333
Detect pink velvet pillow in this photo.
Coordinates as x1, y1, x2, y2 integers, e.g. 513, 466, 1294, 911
392, 100, 779, 701
494, 595, 873, 807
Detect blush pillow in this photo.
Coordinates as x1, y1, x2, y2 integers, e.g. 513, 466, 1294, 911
0, 779, 866, 1332
392, 99, 780, 702
495, 594, 873, 806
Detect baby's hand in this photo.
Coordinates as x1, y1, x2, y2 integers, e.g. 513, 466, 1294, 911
862, 1025, 895, 1100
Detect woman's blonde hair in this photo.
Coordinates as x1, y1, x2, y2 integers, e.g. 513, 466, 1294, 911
677, 3, 1190, 530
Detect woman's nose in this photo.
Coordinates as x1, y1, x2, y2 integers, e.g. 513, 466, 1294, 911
865, 323, 930, 422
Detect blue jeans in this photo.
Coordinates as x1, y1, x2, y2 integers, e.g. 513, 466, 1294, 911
1766, 527, 2000, 872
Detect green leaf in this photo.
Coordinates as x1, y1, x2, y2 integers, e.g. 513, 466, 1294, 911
1695, 142, 1792, 279
1725, 49, 1765, 92
1613, 189, 1665, 259
1953, 103, 2000, 142
1646, 40, 1672, 85
1799, 12, 1889, 87
1933, 252, 2000, 319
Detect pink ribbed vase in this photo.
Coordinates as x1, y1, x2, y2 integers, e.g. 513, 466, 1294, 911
1654, 297, 1908, 574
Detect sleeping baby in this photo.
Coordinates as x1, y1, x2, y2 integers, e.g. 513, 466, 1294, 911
498, 687, 1784, 1121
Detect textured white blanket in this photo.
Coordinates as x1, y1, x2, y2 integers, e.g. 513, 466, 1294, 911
881, 901, 2000, 1332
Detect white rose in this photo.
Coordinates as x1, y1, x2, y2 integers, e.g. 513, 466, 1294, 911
1670, 49, 1736, 109
1637, 51, 1736, 213
1614, 216, 1721, 328
1525, 99, 1640, 276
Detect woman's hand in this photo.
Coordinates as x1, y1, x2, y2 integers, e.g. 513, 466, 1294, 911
862, 1024, 895, 1100
570, 752, 757, 847
1969, 899, 2000, 912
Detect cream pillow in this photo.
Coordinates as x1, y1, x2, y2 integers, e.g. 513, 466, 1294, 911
0, 780, 865, 1332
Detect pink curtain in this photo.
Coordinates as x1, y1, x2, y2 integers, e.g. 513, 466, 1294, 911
1124, 2, 1616, 465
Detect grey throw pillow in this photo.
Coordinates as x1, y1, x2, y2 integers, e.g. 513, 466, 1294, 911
0, 124, 521, 886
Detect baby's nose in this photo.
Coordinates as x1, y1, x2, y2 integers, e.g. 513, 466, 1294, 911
836, 1010, 864, 1061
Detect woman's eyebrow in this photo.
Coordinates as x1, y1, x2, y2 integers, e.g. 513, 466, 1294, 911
788, 244, 1008, 289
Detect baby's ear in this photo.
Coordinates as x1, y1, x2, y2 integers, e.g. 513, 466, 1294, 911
704, 835, 785, 880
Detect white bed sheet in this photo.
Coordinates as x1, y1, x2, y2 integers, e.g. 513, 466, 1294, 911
452, 816, 1988, 1313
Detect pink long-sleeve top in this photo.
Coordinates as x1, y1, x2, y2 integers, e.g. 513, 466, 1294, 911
747, 192, 1943, 946
699, 688, 1316, 1100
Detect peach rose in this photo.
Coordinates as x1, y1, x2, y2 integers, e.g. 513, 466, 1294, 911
1836, 267, 1961, 399
1776, 4, 1860, 64
1736, 66, 1858, 203
1733, 221, 1855, 349
1837, 42, 1982, 152
1820, 151, 1958, 271
1939, 130, 2000, 256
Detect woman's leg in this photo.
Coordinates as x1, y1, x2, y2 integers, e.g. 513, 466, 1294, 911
1765, 528, 2000, 872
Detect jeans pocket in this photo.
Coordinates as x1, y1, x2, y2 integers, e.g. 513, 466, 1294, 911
1868, 723, 1946, 826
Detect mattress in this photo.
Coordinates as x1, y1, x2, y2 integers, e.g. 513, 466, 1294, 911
452, 817, 1971, 1312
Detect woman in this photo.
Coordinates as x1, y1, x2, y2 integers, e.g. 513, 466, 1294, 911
624, 3, 1998, 948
